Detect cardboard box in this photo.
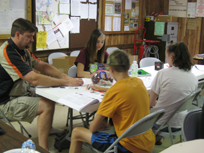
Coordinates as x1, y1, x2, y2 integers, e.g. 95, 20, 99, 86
52, 55, 137, 74
155, 16, 178, 22
52, 56, 77, 74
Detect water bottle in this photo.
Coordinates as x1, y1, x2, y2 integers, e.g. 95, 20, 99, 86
131, 61, 138, 77
21, 139, 36, 153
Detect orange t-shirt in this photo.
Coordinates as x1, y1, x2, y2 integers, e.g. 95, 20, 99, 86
97, 77, 155, 153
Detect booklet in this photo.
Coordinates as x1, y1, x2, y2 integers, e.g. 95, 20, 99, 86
138, 69, 151, 77
57, 92, 104, 112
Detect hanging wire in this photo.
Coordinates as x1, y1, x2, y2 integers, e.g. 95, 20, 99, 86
142, 45, 159, 59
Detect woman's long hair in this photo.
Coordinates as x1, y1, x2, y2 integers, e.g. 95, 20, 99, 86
86, 29, 106, 63
167, 42, 192, 71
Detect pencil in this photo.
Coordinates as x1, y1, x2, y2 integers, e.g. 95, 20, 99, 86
94, 90, 106, 94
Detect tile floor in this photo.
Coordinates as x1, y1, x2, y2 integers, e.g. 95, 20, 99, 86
11, 95, 204, 153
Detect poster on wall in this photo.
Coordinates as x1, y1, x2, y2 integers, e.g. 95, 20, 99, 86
169, 0, 187, 17
196, 0, 204, 17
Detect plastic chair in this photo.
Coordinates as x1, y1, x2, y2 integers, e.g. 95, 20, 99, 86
192, 80, 204, 107
154, 88, 202, 145
84, 109, 165, 153
68, 65, 77, 78
48, 52, 67, 65
70, 50, 80, 57
0, 109, 31, 138
139, 57, 160, 68
106, 47, 119, 54
182, 109, 202, 141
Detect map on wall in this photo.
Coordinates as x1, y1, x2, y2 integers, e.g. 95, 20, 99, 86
36, 0, 53, 11
38, 11, 53, 24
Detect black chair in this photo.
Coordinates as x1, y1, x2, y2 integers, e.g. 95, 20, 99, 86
182, 109, 202, 141
154, 88, 202, 145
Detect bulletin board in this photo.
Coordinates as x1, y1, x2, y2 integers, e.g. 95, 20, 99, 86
102, 0, 139, 34
34, 0, 69, 51
0, 0, 32, 39
33, 0, 98, 51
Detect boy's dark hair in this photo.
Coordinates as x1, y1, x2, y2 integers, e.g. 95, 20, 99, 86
11, 18, 38, 37
107, 49, 130, 72
86, 28, 105, 63
167, 42, 192, 71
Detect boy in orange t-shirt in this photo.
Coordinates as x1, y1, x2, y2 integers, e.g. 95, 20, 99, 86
69, 50, 155, 153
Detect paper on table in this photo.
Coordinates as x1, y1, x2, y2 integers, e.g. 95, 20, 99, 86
194, 65, 204, 71
139, 77, 152, 89
57, 93, 99, 112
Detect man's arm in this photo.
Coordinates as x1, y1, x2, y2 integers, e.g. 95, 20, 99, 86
89, 113, 107, 133
21, 71, 70, 87
33, 61, 83, 86
149, 90, 158, 107
34, 61, 67, 79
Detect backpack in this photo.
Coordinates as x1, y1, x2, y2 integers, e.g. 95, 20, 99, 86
54, 129, 70, 152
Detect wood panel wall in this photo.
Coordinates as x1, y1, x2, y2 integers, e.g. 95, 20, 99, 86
0, 0, 203, 65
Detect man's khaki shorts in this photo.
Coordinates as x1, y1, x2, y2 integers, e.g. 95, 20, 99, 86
0, 88, 40, 123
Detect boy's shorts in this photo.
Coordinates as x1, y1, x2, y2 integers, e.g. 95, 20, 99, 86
0, 88, 40, 123
91, 132, 131, 153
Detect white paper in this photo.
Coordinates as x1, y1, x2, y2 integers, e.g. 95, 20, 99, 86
71, 0, 81, 16
80, 3, 88, 19
53, 25, 67, 47
187, 2, 196, 18
62, 18, 74, 32
10, 9, 25, 23
10, 0, 26, 9
0, 10, 10, 31
124, 25, 129, 31
89, 3, 97, 20
89, 0, 97, 3
47, 30, 57, 46
113, 17, 121, 31
44, 24, 52, 31
196, 0, 204, 17
80, 0, 86, 2
57, 93, 98, 112
139, 77, 152, 89
53, 13, 60, 25
58, 23, 69, 36
135, 6, 139, 15
59, 3, 70, 14
0, 0, 9, 10
125, 0, 132, 10
60, 0, 69, 2
70, 16, 80, 33
105, 16, 112, 31
169, 0, 187, 17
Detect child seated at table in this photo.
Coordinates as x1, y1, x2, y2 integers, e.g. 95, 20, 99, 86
74, 28, 109, 78
69, 49, 155, 153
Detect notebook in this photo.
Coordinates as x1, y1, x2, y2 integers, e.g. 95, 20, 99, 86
138, 69, 151, 77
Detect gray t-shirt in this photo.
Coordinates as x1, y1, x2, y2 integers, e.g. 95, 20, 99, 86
151, 66, 198, 128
